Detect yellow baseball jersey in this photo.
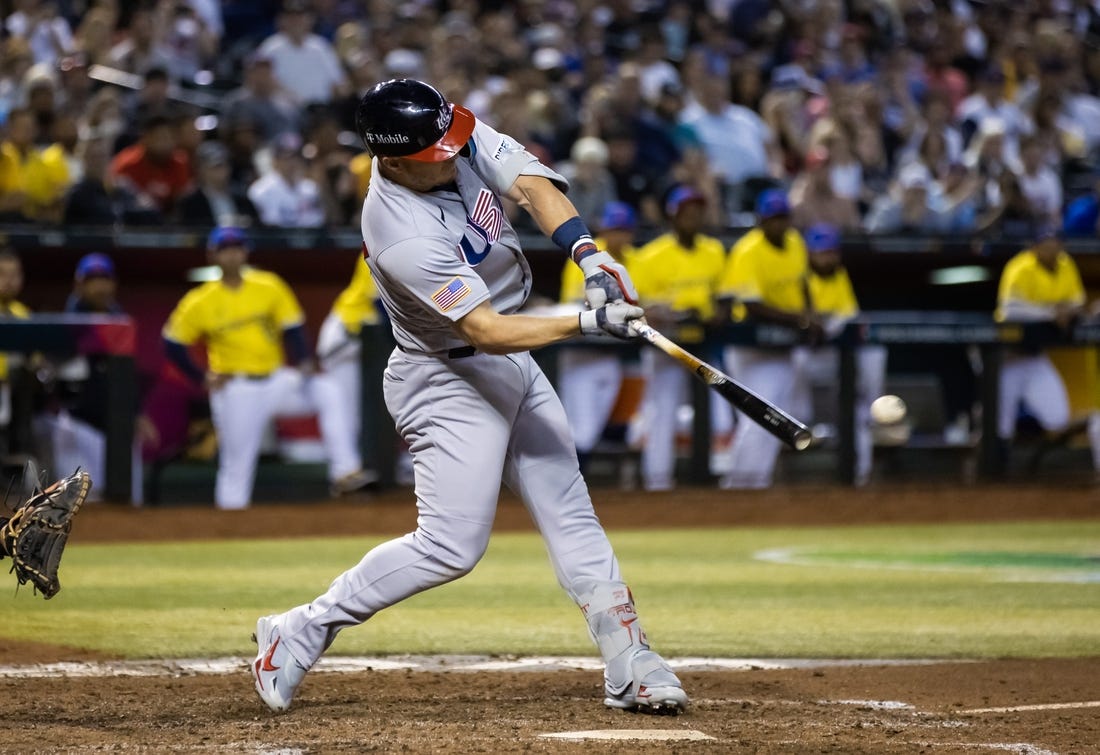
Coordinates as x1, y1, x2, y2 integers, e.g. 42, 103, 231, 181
0, 300, 30, 380
332, 256, 381, 334
629, 232, 726, 319
162, 269, 305, 375
0, 142, 70, 219
558, 236, 638, 304
808, 268, 859, 319
719, 228, 808, 316
995, 249, 1086, 321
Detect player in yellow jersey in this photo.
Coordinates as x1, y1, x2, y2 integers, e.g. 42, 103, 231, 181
717, 189, 820, 489
162, 227, 317, 510
557, 201, 639, 471
631, 185, 732, 490
310, 253, 382, 495
995, 223, 1100, 473
789, 223, 886, 486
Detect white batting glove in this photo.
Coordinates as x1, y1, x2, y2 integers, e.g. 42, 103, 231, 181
579, 302, 645, 340
577, 250, 639, 308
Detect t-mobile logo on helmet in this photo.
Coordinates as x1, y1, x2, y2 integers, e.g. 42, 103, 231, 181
365, 133, 410, 144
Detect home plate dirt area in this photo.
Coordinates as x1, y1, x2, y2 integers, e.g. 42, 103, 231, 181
0, 485, 1097, 753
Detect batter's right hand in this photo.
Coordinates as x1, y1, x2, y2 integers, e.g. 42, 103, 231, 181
205, 371, 230, 392
579, 302, 645, 340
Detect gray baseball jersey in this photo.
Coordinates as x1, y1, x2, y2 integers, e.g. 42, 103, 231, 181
361, 119, 565, 354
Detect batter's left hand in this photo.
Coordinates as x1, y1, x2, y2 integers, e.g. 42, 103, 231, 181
578, 250, 638, 308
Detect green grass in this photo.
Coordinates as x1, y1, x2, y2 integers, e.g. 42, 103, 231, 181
1, 521, 1098, 660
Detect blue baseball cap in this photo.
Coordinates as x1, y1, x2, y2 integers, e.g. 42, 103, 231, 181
755, 188, 790, 219
665, 184, 706, 217
75, 252, 115, 281
208, 226, 251, 251
599, 201, 637, 231
804, 223, 841, 253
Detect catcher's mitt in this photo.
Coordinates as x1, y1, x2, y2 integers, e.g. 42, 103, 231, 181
0, 469, 91, 599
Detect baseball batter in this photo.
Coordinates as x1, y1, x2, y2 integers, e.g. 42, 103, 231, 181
718, 189, 819, 489
995, 225, 1100, 471
162, 227, 317, 510
251, 79, 687, 715
556, 201, 638, 468
309, 255, 381, 495
630, 185, 730, 490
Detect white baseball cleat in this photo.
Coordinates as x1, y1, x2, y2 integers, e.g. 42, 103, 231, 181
603, 649, 688, 715
251, 614, 308, 712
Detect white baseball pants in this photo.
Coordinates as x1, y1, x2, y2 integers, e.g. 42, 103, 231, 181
997, 354, 1070, 439
308, 312, 364, 482
557, 348, 623, 453
208, 367, 314, 509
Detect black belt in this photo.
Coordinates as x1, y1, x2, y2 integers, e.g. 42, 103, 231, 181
397, 344, 477, 359
236, 373, 273, 381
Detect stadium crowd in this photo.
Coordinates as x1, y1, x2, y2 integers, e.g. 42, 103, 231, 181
1, 0, 1100, 236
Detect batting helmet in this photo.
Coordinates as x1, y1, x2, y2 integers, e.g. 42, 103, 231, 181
355, 79, 475, 162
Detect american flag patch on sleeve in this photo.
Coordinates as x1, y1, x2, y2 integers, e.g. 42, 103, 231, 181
431, 276, 472, 312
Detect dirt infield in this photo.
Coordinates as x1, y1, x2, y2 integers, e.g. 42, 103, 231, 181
2, 484, 1098, 753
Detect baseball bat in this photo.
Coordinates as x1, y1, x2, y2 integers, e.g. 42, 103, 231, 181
628, 320, 813, 451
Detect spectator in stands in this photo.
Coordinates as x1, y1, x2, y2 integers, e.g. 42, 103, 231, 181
0, 38, 35, 123
555, 136, 618, 232
109, 110, 193, 216
23, 64, 59, 146
221, 51, 302, 142
902, 88, 964, 172
964, 117, 1014, 222
1015, 133, 1064, 225
177, 140, 259, 227
157, 0, 219, 82
0, 106, 70, 223
117, 65, 174, 152
864, 162, 949, 234
789, 146, 861, 231
220, 113, 262, 195
257, 0, 349, 106
44, 107, 80, 181
760, 63, 823, 171
63, 136, 156, 226
79, 87, 126, 146
247, 131, 324, 228
72, 5, 118, 68
107, 4, 172, 77
602, 124, 664, 227
302, 106, 357, 226
5, 0, 76, 67
56, 52, 93, 116
679, 70, 781, 215
957, 65, 1029, 160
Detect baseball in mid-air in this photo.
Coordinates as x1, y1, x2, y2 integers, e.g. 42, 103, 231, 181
870, 395, 908, 425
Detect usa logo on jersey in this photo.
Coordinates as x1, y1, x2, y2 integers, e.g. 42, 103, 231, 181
458, 189, 503, 266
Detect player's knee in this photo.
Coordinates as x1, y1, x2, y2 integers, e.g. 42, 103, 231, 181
414, 522, 491, 579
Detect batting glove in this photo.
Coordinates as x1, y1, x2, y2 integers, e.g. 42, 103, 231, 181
575, 246, 639, 308
579, 302, 645, 340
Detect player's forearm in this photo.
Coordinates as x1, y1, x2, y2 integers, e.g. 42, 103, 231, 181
454, 309, 579, 354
